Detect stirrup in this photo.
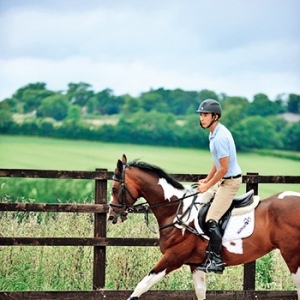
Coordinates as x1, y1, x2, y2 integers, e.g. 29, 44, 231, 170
196, 257, 225, 274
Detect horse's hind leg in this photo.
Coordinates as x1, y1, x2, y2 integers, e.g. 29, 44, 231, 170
191, 266, 207, 300
280, 244, 300, 299
291, 268, 300, 300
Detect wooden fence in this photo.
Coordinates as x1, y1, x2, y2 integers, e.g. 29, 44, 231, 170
0, 168, 299, 300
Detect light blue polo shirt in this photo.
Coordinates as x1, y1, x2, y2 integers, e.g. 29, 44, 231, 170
209, 123, 241, 177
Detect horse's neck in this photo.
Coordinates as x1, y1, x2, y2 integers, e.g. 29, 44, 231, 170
140, 176, 189, 226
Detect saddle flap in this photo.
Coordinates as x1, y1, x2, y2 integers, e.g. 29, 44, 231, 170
232, 189, 254, 208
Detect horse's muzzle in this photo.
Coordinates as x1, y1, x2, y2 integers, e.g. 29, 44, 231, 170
108, 208, 128, 224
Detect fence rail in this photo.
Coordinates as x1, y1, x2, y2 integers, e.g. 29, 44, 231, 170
0, 290, 298, 300
0, 168, 299, 299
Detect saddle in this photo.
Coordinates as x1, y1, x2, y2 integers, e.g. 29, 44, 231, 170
198, 189, 255, 236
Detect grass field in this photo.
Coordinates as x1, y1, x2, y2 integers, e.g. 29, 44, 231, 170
0, 135, 299, 200
0, 135, 299, 292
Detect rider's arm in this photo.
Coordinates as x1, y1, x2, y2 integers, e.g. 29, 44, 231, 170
198, 156, 228, 193
200, 163, 216, 183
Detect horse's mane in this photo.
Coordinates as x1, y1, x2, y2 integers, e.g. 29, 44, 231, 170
127, 160, 184, 190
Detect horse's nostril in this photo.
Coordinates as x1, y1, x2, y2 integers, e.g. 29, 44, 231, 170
108, 215, 114, 221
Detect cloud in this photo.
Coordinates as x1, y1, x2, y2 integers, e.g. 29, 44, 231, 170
0, 0, 299, 101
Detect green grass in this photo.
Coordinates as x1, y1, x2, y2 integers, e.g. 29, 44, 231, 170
0, 135, 299, 292
252, 148, 300, 161
0, 135, 299, 200
0, 212, 295, 292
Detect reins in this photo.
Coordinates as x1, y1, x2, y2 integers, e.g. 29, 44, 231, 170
110, 164, 202, 235
130, 188, 201, 234
130, 188, 200, 211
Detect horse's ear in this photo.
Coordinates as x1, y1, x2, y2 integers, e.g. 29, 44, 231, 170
116, 159, 123, 176
122, 154, 127, 164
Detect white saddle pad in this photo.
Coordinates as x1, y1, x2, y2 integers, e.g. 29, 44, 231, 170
173, 189, 259, 254
194, 209, 255, 241
223, 210, 254, 241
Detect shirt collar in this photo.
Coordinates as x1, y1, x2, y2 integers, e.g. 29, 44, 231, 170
209, 122, 221, 139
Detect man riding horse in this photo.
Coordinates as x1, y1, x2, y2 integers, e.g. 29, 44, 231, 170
196, 99, 242, 274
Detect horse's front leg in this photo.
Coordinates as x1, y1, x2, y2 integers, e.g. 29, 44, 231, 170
127, 251, 185, 300
127, 269, 167, 300
190, 265, 207, 300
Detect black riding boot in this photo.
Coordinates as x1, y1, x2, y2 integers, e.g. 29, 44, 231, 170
196, 219, 225, 274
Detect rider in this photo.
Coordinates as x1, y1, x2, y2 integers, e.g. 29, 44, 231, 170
196, 99, 242, 274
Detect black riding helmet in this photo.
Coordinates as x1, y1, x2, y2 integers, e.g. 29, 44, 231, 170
196, 99, 222, 117
196, 99, 222, 129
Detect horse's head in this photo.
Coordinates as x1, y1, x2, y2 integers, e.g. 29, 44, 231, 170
108, 154, 138, 224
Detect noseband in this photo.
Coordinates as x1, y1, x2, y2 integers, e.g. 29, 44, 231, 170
110, 164, 137, 214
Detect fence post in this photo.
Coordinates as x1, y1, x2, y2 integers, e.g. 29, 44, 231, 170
93, 168, 107, 289
243, 172, 259, 290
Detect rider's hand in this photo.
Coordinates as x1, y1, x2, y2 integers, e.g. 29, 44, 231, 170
198, 182, 209, 193
198, 178, 208, 185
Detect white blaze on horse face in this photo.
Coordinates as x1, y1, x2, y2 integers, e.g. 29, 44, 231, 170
129, 269, 167, 298
278, 191, 300, 199
158, 178, 186, 201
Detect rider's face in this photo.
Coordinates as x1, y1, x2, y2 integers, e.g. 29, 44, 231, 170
200, 113, 214, 128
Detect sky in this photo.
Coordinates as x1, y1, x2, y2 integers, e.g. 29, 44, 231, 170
0, 0, 299, 101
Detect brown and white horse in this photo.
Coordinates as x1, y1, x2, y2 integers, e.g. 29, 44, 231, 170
108, 155, 300, 300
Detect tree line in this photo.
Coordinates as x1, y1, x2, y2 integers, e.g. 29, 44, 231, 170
0, 82, 299, 151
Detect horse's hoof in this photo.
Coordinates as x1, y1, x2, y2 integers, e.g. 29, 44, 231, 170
128, 298, 138, 300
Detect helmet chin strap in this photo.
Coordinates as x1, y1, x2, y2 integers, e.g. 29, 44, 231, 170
199, 114, 218, 129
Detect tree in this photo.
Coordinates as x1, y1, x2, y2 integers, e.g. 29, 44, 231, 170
232, 116, 283, 150
198, 89, 219, 102
39, 121, 54, 136
287, 94, 300, 114
140, 88, 169, 112
0, 98, 16, 111
65, 105, 82, 122
11, 82, 49, 113
220, 96, 250, 129
169, 89, 198, 115
181, 114, 209, 148
66, 82, 94, 107
283, 122, 300, 151
13, 82, 47, 101
37, 94, 70, 121
23, 89, 54, 113
121, 96, 141, 115
140, 93, 164, 112
140, 88, 199, 115
267, 115, 288, 133
221, 96, 249, 110
274, 94, 288, 113
0, 110, 14, 133
246, 94, 280, 117
91, 89, 124, 115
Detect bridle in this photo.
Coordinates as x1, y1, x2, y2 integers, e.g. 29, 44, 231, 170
110, 164, 137, 213
109, 163, 202, 234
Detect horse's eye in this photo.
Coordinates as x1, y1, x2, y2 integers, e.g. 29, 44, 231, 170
112, 187, 118, 194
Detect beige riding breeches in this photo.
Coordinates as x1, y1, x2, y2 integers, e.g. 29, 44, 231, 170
205, 177, 242, 223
